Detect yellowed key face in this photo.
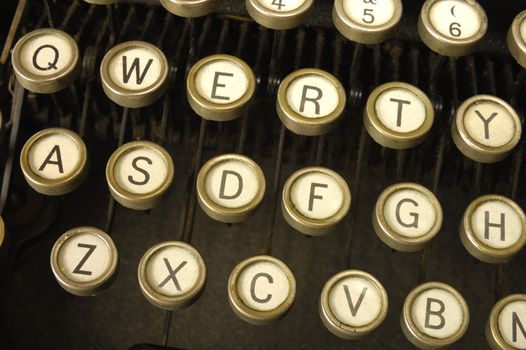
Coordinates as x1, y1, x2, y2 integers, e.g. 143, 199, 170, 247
320, 270, 388, 339
487, 294, 526, 350
228, 255, 296, 325
20, 128, 88, 196
246, 0, 314, 30
138, 241, 207, 310
508, 10, 526, 68
12, 28, 80, 93
402, 282, 469, 349
50, 226, 119, 296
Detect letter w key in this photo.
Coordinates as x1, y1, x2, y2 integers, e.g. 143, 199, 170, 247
122, 56, 153, 85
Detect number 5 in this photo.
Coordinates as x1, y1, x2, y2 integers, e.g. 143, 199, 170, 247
363, 8, 375, 24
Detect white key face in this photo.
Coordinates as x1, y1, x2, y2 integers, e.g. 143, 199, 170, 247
58, 232, 112, 283
258, 0, 305, 12
521, 18, 526, 43
375, 88, 427, 133
108, 47, 163, 91
412, 288, 464, 339
145, 245, 201, 297
28, 133, 81, 180
286, 74, 340, 119
498, 301, 526, 348
383, 189, 437, 238
19, 33, 74, 77
237, 261, 290, 312
470, 200, 523, 249
113, 147, 168, 195
344, 0, 396, 26
290, 172, 343, 220
428, 0, 482, 39
463, 100, 518, 148
205, 159, 259, 209
329, 277, 383, 327
194, 60, 249, 105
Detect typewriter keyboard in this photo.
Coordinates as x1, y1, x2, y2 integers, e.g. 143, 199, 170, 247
1, 0, 526, 349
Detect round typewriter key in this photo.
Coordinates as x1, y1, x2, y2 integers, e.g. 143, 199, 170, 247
50, 226, 118, 296
401, 282, 469, 349
486, 294, 526, 350
160, 0, 218, 17
277, 69, 346, 136
0, 216, 4, 249
373, 183, 442, 252
507, 10, 526, 69
418, 0, 488, 57
460, 195, 526, 264
332, 0, 402, 44
364, 82, 434, 149
83, 0, 118, 4
138, 241, 206, 310
106, 140, 174, 210
100, 41, 169, 108
246, 0, 314, 30
281, 167, 351, 236
228, 255, 296, 325
197, 154, 265, 223
319, 270, 388, 340
187, 54, 256, 121
11, 28, 80, 93
452, 95, 521, 164
20, 128, 88, 196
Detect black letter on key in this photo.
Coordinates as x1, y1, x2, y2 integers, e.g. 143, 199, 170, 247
425, 298, 446, 330
474, 110, 498, 140
128, 156, 152, 185
343, 285, 368, 317
219, 170, 243, 199
484, 211, 506, 241
512, 312, 526, 343
211, 72, 234, 101
122, 56, 153, 85
158, 259, 187, 291
72, 243, 97, 276
250, 272, 273, 303
395, 198, 419, 228
32, 44, 59, 71
309, 183, 328, 211
300, 85, 323, 115
39, 145, 64, 174
389, 98, 411, 127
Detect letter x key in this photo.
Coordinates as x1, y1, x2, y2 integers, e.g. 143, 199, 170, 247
158, 258, 187, 291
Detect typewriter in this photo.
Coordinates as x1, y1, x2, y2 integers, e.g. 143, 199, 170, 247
1, 0, 526, 349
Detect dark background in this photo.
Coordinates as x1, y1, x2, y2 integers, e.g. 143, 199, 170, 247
1, 0, 526, 349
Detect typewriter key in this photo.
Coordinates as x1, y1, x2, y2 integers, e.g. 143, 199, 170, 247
452, 95, 521, 164
0, 216, 4, 248
11, 28, 80, 93
83, 0, 118, 4
332, 0, 402, 44
20, 128, 88, 196
100, 41, 169, 108
486, 294, 526, 350
277, 69, 346, 136
245, 0, 314, 30
138, 241, 206, 310
401, 282, 469, 349
508, 10, 526, 69
319, 270, 388, 340
228, 255, 296, 325
160, 0, 218, 18
418, 0, 488, 57
187, 54, 256, 121
281, 167, 351, 236
106, 141, 174, 210
364, 82, 434, 150
373, 183, 442, 252
196, 154, 265, 223
460, 195, 526, 264
50, 226, 118, 296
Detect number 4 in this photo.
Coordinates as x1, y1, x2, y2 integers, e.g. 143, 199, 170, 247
272, 0, 285, 10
